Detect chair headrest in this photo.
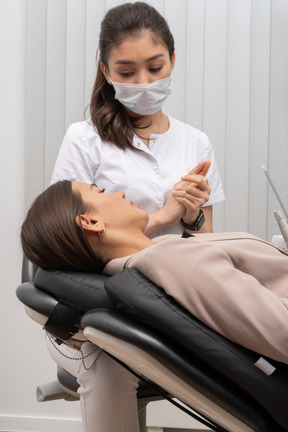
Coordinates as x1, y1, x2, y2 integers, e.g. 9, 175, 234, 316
34, 268, 114, 312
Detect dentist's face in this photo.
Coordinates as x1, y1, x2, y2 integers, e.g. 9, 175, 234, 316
102, 30, 175, 85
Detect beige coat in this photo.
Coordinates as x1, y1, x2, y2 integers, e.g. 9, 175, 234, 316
105, 232, 288, 364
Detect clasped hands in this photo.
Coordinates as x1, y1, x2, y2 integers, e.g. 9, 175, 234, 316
162, 160, 211, 228
145, 161, 211, 236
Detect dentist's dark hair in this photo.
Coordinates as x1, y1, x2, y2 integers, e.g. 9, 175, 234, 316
89, 1, 175, 150
21, 181, 107, 272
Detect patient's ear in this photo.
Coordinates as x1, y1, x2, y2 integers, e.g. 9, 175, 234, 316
75, 214, 105, 234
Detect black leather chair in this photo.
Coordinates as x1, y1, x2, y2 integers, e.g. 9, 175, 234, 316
17, 260, 288, 432
17, 258, 163, 432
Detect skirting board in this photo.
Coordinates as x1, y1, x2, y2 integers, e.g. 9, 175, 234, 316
0, 415, 210, 432
0, 415, 83, 432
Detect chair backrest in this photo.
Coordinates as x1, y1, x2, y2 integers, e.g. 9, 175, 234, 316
17, 257, 114, 341
21, 255, 38, 283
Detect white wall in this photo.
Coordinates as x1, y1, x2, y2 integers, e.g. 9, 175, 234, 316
0, 0, 27, 422
0, 1, 83, 431
1, 0, 288, 431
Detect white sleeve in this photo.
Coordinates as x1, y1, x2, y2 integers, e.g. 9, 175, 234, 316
197, 134, 225, 206
50, 122, 99, 185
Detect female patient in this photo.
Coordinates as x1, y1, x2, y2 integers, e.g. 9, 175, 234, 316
21, 180, 288, 366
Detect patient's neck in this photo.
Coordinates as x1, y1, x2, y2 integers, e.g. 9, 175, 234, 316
90, 227, 155, 261
107, 232, 155, 259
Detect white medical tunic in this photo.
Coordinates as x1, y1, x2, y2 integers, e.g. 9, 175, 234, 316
51, 115, 225, 236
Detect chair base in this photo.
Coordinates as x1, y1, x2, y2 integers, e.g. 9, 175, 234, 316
36, 380, 78, 402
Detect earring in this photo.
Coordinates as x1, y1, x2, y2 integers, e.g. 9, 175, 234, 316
98, 228, 106, 237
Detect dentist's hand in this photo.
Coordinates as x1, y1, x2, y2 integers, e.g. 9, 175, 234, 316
172, 160, 211, 226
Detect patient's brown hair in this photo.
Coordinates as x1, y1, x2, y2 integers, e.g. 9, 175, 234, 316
21, 180, 105, 272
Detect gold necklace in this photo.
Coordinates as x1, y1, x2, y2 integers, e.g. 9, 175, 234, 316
134, 113, 163, 144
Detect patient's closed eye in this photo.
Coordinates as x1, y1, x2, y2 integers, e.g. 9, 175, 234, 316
91, 183, 105, 193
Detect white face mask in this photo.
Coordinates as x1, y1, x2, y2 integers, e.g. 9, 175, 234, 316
110, 75, 172, 116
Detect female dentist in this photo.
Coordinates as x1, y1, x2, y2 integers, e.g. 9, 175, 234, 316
48, 2, 225, 431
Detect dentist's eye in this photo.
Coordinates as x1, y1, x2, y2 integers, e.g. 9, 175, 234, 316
99, 188, 105, 193
149, 66, 163, 73
119, 71, 134, 77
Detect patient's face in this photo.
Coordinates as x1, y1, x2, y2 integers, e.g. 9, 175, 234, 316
72, 182, 148, 230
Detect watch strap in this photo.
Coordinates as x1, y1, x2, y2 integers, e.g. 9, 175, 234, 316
181, 209, 205, 231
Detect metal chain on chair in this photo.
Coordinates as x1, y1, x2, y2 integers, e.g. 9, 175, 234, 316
46, 331, 103, 370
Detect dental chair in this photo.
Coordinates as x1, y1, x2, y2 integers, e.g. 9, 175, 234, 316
17, 258, 288, 432
17, 257, 162, 431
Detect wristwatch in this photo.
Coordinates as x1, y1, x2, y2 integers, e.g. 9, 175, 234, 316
181, 209, 205, 231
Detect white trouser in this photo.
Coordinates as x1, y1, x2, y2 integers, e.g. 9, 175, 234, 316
46, 334, 140, 432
